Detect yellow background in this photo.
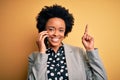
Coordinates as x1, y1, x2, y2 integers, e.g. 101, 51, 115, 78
0, 0, 120, 80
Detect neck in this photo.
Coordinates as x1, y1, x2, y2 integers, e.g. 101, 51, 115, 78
48, 43, 62, 53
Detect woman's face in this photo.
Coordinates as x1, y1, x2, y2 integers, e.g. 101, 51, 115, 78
46, 17, 66, 48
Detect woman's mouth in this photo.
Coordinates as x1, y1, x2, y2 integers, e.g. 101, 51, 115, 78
50, 38, 59, 42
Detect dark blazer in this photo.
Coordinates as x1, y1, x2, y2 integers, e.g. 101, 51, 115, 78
27, 44, 107, 80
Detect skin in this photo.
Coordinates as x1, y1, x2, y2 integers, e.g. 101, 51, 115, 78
36, 17, 94, 53
82, 24, 94, 51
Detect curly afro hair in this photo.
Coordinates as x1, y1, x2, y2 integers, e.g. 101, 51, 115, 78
36, 4, 74, 36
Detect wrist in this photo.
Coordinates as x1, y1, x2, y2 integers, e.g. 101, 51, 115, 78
86, 48, 94, 51
39, 49, 46, 54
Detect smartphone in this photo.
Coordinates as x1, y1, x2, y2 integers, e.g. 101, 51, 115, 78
44, 29, 48, 48
44, 37, 48, 48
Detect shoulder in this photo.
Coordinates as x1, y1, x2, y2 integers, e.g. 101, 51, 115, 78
63, 43, 85, 53
64, 43, 83, 50
28, 51, 39, 61
63, 43, 86, 60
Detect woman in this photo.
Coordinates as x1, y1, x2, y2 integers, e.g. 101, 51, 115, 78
27, 4, 107, 80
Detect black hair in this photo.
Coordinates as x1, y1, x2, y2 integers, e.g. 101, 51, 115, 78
36, 4, 74, 36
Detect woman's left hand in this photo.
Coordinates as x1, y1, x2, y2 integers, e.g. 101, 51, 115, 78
82, 25, 94, 51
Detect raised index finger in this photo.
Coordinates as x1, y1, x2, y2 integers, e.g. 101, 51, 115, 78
84, 24, 88, 34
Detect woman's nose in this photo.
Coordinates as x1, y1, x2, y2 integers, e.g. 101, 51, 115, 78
53, 30, 59, 36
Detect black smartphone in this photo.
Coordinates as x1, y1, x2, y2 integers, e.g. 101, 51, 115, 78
44, 37, 48, 48
44, 29, 48, 48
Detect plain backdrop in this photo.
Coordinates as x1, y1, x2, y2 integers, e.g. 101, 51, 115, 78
0, 0, 120, 80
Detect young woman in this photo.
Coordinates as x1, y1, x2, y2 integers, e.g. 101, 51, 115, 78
27, 5, 107, 80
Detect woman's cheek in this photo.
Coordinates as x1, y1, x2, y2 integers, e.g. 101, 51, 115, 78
47, 32, 53, 36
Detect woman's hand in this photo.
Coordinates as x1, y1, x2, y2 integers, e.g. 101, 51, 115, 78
82, 25, 94, 51
36, 31, 48, 53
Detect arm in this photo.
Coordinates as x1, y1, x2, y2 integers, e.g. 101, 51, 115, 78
27, 31, 49, 80
82, 25, 107, 80
85, 49, 107, 80
27, 52, 48, 80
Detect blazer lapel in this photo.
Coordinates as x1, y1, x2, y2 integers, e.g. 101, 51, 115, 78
63, 44, 86, 80
64, 44, 73, 80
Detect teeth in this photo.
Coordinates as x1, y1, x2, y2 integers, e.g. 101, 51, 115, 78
52, 38, 59, 42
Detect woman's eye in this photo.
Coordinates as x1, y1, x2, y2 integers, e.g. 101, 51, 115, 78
59, 29, 64, 32
49, 28, 54, 31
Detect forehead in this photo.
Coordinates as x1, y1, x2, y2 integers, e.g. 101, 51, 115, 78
46, 17, 65, 29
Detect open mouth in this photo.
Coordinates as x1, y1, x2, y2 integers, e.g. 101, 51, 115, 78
51, 38, 59, 42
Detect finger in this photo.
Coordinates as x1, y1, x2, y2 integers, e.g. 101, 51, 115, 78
85, 34, 90, 41
89, 36, 94, 41
38, 31, 48, 40
82, 33, 87, 41
36, 34, 48, 46
84, 24, 88, 34
86, 34, 94, 41
86, 34, 89, 40
39, 31, 48, 36
82, 34, 89, 41
39, 34, 48, 42
41, 34, 48, 41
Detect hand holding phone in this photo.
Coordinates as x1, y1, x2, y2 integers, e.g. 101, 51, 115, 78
44, 37, 48, 48
36, 31, 48, 53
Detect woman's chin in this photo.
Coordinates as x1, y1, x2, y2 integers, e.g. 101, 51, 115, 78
49, 42, 61, 47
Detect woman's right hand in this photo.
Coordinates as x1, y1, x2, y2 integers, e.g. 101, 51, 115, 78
36, 31, 48, 53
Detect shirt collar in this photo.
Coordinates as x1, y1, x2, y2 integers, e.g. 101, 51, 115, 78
46, 43, 64, 54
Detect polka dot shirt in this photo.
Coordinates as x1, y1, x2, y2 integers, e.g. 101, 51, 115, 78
46, 46, 69, 80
